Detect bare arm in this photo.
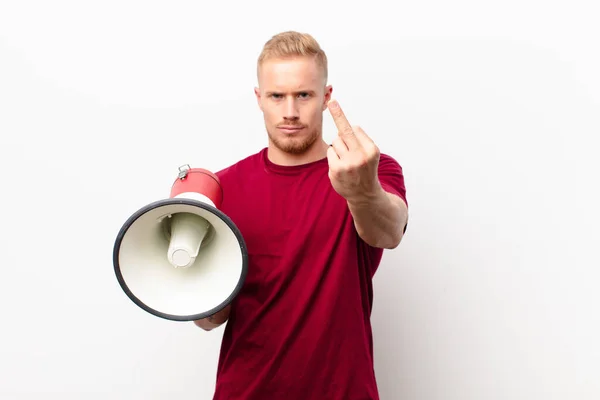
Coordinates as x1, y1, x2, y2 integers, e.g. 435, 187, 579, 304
193, 304, 231, 331
347, 185, 408, 249
326, 100, 408, 249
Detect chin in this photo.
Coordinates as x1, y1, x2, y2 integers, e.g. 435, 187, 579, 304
271, 134, 317, 155
268, 125, 320, 154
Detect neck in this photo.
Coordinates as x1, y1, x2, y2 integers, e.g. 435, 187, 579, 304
267, 139, 329, 166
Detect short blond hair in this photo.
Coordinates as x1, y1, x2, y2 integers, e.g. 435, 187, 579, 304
257, 31, 328, 82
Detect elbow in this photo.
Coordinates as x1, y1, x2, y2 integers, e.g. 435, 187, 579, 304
386, 219, 408, 249
388, 232, 403, 249
359, 229, 403, 249
389, 223, 407, 249
381, 231, 403, 249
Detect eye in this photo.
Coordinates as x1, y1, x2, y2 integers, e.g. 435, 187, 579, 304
298, 92, 311, 99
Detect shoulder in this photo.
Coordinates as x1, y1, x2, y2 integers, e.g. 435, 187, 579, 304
215, 147, 266, 181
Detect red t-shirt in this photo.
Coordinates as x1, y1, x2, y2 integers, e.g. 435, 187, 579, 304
212, 147, 407, 400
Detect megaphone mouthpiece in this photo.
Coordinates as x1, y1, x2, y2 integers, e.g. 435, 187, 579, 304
167, 212, 210, 268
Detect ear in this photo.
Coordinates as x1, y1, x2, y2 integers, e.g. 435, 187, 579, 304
322, 85, 333, 111
254, 87, 263, 111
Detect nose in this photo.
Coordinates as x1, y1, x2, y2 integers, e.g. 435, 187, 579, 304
283, 96, 300, 120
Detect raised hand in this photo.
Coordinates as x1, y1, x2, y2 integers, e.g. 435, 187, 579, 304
326, 100, 382, 204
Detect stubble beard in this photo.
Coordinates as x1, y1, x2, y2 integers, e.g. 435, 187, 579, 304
268, 126, 320, 155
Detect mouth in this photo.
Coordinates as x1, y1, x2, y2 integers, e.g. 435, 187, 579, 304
277, 126, 304, 134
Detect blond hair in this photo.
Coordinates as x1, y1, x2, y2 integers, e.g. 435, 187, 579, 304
257, 31, 328, 82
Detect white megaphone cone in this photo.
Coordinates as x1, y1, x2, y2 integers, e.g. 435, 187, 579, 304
113, 165, 248, 321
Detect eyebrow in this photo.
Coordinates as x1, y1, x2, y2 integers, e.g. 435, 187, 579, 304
265, 89, 316, 96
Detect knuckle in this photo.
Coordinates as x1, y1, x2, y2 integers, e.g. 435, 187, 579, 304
356, 157, 368, 167
371, 145, 380, 157
338, 161, 350, 172
366, 142, 379, 156
340, 127, 354, 136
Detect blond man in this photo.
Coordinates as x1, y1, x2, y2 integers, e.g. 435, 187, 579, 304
194, 31, 409, 400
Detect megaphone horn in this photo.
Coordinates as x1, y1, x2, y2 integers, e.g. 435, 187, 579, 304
113, 165, 248, 322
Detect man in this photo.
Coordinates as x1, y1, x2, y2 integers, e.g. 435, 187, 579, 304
194, 31, 408, 400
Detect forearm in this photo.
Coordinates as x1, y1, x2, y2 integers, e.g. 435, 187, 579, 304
347, 185, 408, 249
193, 304, 231, 331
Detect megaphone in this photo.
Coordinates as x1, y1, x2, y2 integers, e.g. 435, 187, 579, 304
112, 164, 248, 321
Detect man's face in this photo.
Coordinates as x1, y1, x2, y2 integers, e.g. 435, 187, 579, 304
255, 56, 332, 155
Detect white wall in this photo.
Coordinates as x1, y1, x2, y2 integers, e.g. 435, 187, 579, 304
1, 1, 598, 399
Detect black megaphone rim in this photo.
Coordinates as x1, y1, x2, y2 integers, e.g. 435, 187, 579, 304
112, 197, 248, 322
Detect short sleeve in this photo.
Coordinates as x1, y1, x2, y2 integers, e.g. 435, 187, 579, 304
378, 153, 408, 232
378, 154, 407, 206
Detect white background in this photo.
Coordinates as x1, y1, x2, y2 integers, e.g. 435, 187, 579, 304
1, 1, 599, 399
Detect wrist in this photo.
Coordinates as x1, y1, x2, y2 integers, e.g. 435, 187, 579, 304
346, 182, 386, 208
